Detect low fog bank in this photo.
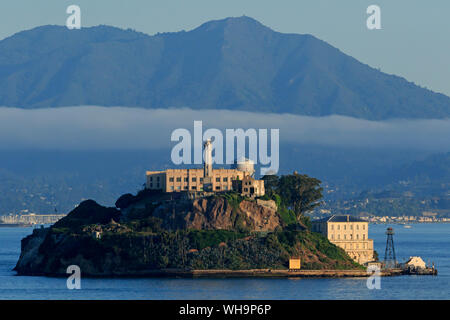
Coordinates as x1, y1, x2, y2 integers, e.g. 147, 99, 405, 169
0, 106, 449, 152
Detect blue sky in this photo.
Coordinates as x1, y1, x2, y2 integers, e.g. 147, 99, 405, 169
0, 0, 449, 96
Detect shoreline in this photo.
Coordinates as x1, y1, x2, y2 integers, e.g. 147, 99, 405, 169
15, 268, 405, 279
0, 223, 33, 228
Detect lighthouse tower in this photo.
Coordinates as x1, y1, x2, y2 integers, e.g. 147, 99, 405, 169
203, 139, 213, 178
203, 139, 213, 191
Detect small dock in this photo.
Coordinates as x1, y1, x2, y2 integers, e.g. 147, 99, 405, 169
402, 267, 437, 276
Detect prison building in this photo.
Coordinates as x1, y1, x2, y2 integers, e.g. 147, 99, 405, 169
146, 168, 245, 192
312, 215, 374, 265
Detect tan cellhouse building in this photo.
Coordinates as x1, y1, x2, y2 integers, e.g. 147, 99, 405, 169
146, 168, 245, 193
146, 139, 265, 197
312, 215, 374, 265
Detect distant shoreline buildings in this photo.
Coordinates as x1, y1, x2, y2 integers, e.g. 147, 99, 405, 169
0, 213, 66, 225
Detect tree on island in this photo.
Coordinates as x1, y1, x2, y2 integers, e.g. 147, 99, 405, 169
263, 171, 323, 223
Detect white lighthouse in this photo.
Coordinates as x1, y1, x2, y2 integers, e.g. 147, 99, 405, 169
203, 139, 213, 178
203, 139, 213, 191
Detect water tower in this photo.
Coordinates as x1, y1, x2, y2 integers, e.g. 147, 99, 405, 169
384, 227, 397, 269
232, 157, 255, 177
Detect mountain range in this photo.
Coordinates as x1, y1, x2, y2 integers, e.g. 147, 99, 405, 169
0, 16, 449, 120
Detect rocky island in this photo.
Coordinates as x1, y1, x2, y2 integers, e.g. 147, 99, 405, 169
14, 172, 366, 277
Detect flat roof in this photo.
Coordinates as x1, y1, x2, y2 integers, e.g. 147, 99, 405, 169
313, 215, 366, 223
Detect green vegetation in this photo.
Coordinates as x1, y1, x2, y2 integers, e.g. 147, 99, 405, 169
263, 172, 323, 224
33, 225, 360, 273
219, 192, 244, 209
188, 230, 247, 250
277, 206, 297, 226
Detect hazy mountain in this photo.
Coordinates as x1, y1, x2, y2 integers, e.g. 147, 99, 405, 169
0, 16, 449, 120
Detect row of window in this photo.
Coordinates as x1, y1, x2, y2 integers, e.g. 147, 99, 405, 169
331, 234, 366, 240
330, 224, 365, 231
168, 177, 204, 183
165, 177, 232, 183
169, 185, 229, 191
340, 243, 368, 250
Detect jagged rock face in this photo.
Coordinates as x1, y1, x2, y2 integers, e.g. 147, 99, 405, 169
239, 200, 280, 232
14, 228, 49, 275
152, 197, 281, 232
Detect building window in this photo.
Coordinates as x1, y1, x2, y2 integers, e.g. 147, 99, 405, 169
216, 177, 221, 182
176, 177, 181, 182
176, 186, 180, 190
200, 178, 203, 182
337, 225, 340, 230
169, 177, 174, 182
331, 225, 334, 230
216, 186, 221, 190
192, 177, 197, 182
356, 225, 359, 230
150, 183, 153, 188
224, 186, 228, 190
344, 235, 346, 240
184, 177, 188, 182
157, 177, 160, 181
223, 177, 228, 182
192, 186, 197, 190
157, 183, 160, 188
244, 188, 248, 192
184, 186, 188, 190
170, 186, 174, 191
149, 177, 153, 181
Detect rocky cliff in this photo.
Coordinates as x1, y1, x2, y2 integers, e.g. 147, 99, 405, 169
150, 197, 281, 232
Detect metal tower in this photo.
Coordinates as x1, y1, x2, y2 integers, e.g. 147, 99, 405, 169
384, 227, 397, 269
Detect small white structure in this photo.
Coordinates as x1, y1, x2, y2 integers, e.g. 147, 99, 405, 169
233, 157, 255, 177
93, 231, 102, 239
405, 256, 426, 269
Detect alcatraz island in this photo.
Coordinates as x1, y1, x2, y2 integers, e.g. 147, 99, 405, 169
14, 140, 435, 277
